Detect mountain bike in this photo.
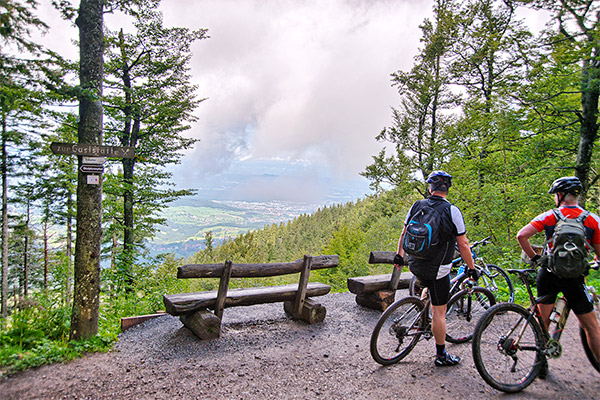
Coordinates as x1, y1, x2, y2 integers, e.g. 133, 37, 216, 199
370, 278, 496, 365
409, 237, 514, 303
471, 266, 600, 393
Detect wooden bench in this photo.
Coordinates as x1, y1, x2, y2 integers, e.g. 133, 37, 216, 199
163, 255, 338, 340
346, 251, 413, 310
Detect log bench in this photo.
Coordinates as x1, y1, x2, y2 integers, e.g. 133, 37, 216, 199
346, 251, 413, 311
163, 255, 338, 340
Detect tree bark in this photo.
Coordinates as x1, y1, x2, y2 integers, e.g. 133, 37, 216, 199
575, 53, 600, 203
1, 126, 7, 318
70, 0, 104, 341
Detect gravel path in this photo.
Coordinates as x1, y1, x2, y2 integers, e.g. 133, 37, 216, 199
1, 291, 598, 399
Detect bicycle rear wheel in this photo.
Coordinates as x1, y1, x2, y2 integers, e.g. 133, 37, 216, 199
370, 296, 425, 365
479, 264, 514, 303
446, 286, 496, 344
472, 303, 545, 393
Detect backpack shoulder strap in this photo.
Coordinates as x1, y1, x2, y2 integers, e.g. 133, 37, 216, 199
576, 210, 591, 223
552, 208, 567, 222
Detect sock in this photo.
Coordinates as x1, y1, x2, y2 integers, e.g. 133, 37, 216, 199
436, 344, 445, 357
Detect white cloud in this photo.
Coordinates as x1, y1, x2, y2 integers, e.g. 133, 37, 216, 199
162, 0, 433, 188
31, 0, 434, 202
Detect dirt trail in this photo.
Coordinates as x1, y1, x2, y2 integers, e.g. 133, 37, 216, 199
1, 291, 598, 399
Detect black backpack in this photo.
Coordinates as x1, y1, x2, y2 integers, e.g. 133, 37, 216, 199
547, 208, 590, 278
403, 200, 451, 260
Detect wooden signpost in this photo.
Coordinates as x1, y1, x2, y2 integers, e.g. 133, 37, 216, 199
50, 142, 134, 185
50, 142, 135, 158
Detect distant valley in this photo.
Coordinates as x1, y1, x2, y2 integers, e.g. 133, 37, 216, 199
145, 197, 324, 260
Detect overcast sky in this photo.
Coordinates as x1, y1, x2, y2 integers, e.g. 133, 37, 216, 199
36, 1, 434, 203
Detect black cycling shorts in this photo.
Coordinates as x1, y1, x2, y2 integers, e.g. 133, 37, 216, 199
536, 267, 593, 315
415, 274, 451, 306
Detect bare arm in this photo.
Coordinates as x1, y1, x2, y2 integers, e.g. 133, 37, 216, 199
397, 225, 407, 257
456, 234, 475, 270
517, 224, 539, 260
593, 243, 600, 262
394, 225, 408, 270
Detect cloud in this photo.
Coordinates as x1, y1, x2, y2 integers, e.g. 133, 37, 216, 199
162, 0, 433, 186
31, 0, 434, 202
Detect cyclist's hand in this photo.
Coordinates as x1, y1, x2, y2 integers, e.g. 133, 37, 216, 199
530, 254, 541, 266
393, 253, 405, 267
467, 268, 479, 280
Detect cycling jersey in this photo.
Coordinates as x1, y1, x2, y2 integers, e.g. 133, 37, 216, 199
528, 205, 599, 314
529, 205, 600, 248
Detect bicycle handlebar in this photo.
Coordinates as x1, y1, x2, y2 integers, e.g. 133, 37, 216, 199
470, 236, 491, 249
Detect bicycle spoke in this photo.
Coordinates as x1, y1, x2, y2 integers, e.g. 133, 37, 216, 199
472, 303, 544, 393
446, 287, 495, 344
371, 297, 425, 365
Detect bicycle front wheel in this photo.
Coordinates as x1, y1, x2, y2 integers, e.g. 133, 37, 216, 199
472, 303, 545, 393
479, 264, 514, 303
370, 296, 425, 365
446, 286, 496, 344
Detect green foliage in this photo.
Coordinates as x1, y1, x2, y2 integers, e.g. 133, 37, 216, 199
0, 292, 114, 375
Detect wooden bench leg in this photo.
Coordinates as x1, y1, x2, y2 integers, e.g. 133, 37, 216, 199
284, 298, 326, 324
355, 290, 395, 311
180, 309, 221, 340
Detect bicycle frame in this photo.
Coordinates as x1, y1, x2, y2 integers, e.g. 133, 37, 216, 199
505, 270, 561, 357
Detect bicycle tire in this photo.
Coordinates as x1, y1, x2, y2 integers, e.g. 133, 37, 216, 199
446, 286, 496, 344
579, 298, 600, 372
479, 264, 514, 303
472, 303, 545, 393
370, 296, 425, 365
408, 275, 421, 298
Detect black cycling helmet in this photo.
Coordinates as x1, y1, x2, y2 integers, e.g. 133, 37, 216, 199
426, 170, 452, 191
548, 176, 582, 196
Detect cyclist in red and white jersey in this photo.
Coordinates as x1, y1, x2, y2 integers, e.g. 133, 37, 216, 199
517, 176, 600, 363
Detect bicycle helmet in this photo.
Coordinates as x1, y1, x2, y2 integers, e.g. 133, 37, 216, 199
548, 176, 582, 196
426, 170, 452, 191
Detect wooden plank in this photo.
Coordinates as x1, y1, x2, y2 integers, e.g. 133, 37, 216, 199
180, 310, 221, 340
368, 251, 396, 264
177, 255, 338, 279
355, 290, 396, 311
120, 312, 166, 332
293, 255, 312, 318
214, 260, 232, 319
347, 272, 413, 295
284, 298, 326, 324
389, 266, 402, 290
163, 282, 332, 316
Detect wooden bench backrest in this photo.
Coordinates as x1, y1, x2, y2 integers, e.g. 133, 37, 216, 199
178, 255, 339, 279
368, 251, 395, 264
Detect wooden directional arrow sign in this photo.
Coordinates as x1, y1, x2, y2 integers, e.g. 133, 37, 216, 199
80, 165, 105, 174
50, 142, 135, 159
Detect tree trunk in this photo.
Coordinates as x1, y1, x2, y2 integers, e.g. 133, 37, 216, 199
575, 54, 600, 204
43, 217, 48, 292
70, 0, 104, 341
66, 191, 73, 302
122, 156, 135, 289
23, 197, 30, 298
1, 128, 7, 318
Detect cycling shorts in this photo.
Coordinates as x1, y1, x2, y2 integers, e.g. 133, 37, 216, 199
536, 267, 594, 315
415, 274, 451, 306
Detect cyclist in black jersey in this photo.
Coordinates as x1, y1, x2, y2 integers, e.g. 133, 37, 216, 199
394, 171, 477, 367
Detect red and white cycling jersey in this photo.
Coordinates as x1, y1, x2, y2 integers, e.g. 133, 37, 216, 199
529, 205, 600, 247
